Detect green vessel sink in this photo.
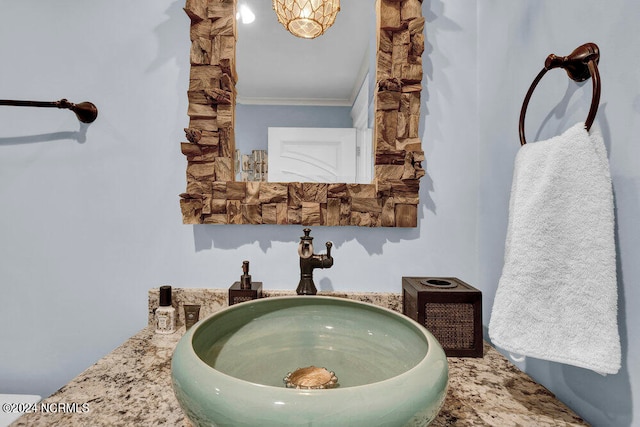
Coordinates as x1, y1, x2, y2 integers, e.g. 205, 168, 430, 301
172, 296, 448, 426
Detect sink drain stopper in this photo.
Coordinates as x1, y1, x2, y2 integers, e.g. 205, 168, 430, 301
283, 366, 338, 389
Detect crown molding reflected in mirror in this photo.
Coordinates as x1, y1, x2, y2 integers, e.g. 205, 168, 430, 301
179, 0, 424, 227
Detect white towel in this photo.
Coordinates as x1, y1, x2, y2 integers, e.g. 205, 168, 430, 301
489, 122, 621, 375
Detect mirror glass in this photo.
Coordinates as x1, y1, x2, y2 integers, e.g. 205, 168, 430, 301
235, 0, 376, 184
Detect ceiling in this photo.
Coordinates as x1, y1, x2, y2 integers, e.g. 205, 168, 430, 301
236, 0, 374, 106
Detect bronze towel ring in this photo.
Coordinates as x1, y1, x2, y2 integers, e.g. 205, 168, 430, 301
519, 42, 601, 145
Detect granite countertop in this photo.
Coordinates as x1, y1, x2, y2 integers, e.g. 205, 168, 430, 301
13, 290, 588, 426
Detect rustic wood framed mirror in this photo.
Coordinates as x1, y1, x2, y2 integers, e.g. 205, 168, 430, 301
179, 0, 424, 227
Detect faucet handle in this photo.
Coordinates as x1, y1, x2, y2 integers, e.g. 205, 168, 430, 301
325, 241, 333, 257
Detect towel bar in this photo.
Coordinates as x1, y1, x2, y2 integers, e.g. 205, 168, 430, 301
518, 43, 600, 145
0, 98, 98, 123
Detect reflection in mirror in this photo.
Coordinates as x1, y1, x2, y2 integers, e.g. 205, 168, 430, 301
235, 0, 376, 183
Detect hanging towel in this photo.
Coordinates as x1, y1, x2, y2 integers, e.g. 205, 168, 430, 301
489, 122, 620, 375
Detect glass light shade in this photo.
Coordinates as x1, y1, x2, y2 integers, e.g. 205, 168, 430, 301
272, 0, 340, 39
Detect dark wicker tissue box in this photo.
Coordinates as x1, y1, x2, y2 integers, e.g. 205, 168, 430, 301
402, 277, 483, 358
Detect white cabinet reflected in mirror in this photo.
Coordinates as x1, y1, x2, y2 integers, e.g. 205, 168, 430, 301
235, 0, 375, 184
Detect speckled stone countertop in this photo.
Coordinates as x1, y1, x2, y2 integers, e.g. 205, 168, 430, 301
13, 289, 588, 426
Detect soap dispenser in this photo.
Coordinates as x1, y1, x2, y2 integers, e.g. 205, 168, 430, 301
229, 261, 262, 305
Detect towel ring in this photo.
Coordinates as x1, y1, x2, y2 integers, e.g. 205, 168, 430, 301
519, 43, 601, 145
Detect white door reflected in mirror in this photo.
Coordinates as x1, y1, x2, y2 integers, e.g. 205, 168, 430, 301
268, 127, 358, 183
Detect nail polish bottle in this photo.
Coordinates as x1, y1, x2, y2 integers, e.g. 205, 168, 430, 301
155, 285, 176, 334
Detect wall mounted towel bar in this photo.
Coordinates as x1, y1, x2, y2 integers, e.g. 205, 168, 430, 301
519, 42, 600, 145
0, 98, 98, 123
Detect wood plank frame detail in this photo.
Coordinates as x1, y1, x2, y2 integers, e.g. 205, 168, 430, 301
179, 0, 424, 227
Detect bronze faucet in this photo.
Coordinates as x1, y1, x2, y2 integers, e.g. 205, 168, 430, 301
297, 228, 333, 295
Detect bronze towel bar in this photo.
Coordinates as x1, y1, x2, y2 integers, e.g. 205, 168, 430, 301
518, 42, 600, 145
0, 98, 98, 123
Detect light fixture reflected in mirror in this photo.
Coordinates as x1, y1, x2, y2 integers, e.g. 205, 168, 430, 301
237, 3, 256, 24
272, 0, 340, 39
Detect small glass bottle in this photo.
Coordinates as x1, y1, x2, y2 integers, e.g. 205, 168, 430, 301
155, 285, 176, 334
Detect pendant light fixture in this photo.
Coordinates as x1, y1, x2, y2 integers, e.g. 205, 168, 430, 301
272, 0, 340, 39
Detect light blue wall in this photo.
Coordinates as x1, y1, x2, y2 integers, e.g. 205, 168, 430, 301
475, 1, 640, 426
0, 0, 479, 400
0, 1, 637, 426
